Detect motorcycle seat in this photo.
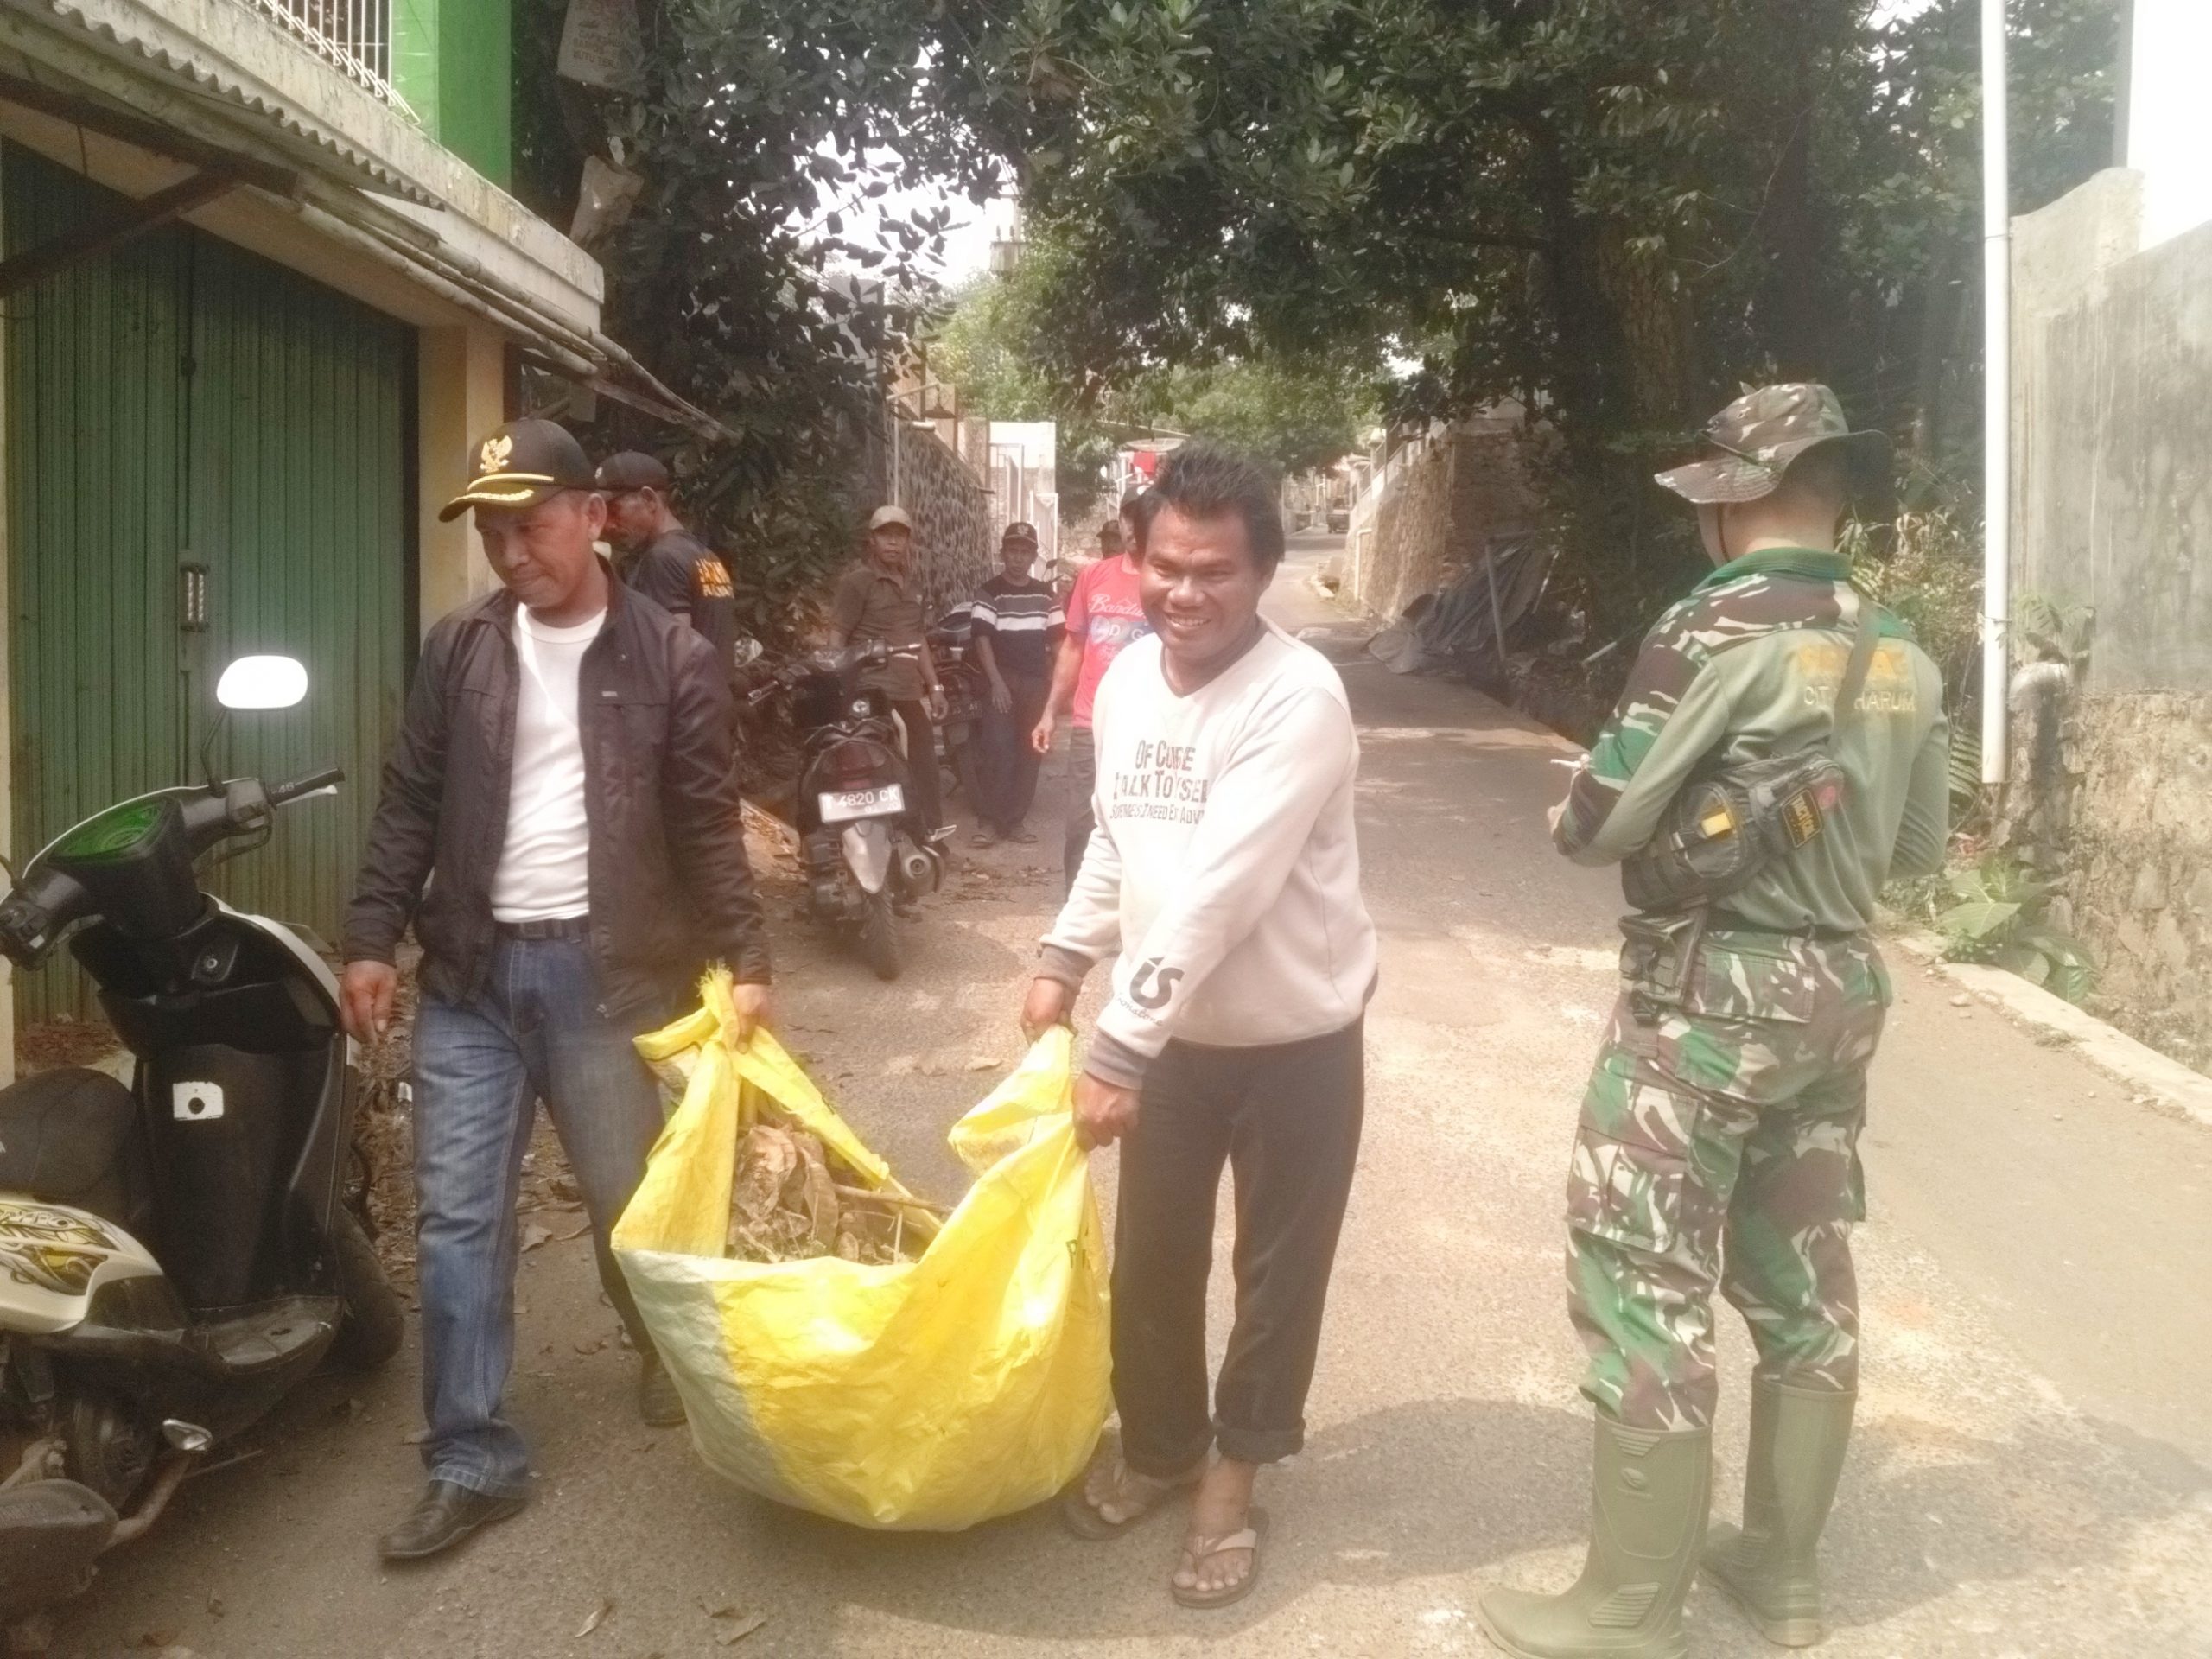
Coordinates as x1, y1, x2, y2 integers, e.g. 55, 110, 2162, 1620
0, 1066, 146, 1230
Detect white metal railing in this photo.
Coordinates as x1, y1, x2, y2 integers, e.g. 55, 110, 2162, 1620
236, 0, 413, 114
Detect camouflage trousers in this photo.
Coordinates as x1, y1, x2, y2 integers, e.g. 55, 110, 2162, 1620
1567, 927, 1891, 1432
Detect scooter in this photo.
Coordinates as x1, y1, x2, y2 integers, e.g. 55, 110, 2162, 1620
749, 642, 944, 981
926, 606, 988, 815
0, 656, 400, 1630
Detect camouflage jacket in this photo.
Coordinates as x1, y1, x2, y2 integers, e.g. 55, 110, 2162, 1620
1554, 548, 1950, 932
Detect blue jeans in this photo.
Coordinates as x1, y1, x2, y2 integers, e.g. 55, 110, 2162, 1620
411, 937, 671, 1497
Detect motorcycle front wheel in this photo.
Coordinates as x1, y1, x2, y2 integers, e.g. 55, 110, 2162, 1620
861, 889, 904, 982
327, 1205, 405, 1370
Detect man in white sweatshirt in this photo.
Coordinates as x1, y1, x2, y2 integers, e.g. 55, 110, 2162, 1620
1022, 441, 1376, 1610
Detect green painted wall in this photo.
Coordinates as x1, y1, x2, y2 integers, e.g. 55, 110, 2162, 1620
391, 0, 512, 187
442, 0, 512, 185
391, 0, 440, 131
4, 149, 414, 1023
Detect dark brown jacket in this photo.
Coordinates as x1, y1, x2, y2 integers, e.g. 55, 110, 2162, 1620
342, 572, 771, 1014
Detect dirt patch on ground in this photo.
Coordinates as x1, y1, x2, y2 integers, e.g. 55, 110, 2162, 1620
353, 817, 809, 1296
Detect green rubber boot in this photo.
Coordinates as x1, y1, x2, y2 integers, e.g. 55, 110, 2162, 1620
1703, 1381, 1855, 1648
1478, 1414, 1711, 1659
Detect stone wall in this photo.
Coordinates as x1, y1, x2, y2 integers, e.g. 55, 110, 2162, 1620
1344, 431, 1454, 622
1341, 410, 1535, 622
853, 404, 994, 619
2007, 171, 2212, 1071
2013, 694, 2212, 1070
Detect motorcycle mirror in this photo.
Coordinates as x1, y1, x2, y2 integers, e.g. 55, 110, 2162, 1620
215, 655, 309, 711
732, 635, 765, 668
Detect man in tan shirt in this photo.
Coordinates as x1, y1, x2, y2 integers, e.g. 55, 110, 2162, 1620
828, 505, 950, 840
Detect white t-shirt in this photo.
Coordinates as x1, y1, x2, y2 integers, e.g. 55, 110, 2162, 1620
490, 607, 604, 923
1039, 621, 1377, 1084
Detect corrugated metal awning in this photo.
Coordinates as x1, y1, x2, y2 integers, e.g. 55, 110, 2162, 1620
0, 0, 727, 436
24, 0, 442, 205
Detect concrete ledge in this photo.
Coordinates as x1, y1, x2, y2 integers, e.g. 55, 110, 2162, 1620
1893, 931, 2212, 1132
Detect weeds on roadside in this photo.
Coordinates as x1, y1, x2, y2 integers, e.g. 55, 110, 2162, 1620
1891, 854, 2096, 1003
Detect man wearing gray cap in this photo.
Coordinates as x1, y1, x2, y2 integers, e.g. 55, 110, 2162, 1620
828, 505, 950, 842
1480, 385, 1948, 1659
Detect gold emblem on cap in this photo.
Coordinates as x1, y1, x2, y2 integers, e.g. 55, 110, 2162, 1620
479, 434, 513, 474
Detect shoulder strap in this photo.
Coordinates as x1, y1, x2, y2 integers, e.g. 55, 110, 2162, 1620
1827, 588, 1881, 742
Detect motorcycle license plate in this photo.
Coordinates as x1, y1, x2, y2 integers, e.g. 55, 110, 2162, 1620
819, 784, 903, 823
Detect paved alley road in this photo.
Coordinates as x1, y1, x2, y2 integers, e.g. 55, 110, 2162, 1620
46, 532, 2212, 1659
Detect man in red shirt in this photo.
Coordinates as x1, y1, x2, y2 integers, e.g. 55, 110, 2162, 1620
1033, 493, 1155, 888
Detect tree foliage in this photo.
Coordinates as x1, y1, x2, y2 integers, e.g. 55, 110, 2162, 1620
925, 232, 1376, 509
938, 0, 2121, 629
510, 0, 1001, 635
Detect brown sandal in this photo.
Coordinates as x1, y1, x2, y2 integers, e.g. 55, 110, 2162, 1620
1171, 1508, 1269, 1610
1058, 1450, 1205, 1541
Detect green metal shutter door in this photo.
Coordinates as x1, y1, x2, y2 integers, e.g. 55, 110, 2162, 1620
5, 149, 190, 1025
5, 149, 412, 1025
184, 232, 412, 945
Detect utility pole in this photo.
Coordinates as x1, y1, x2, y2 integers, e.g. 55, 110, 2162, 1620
1980, 0, 2011, 786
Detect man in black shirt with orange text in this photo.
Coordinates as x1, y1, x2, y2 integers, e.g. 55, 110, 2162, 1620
597, 451, 741, 678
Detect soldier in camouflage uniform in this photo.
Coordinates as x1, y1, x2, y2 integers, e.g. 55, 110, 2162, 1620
1480, 385, 1950, 1659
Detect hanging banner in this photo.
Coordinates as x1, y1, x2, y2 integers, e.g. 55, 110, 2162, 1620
557, 0, 645, 92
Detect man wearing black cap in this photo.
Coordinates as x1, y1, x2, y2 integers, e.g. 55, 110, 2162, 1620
595, 450, 741, 677
1478, 385, 1948, 1659
340, 418, 773, 1561
968, 521, 1064, 846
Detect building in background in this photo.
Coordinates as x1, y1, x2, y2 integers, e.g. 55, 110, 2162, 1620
986, 421, 1058, 574
0, 0, 705, 1057
2121, 0, 2212, 251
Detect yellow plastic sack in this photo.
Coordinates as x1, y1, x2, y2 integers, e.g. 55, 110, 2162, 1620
611, 971, 1111, 1530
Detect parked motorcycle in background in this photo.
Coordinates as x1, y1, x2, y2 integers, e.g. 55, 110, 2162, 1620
0, 656, 401, 1634
926, 605, 988, 817
748, 643, 945, 980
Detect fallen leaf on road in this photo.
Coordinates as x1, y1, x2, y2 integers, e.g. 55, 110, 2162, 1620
575, 1337, 607, 1356
575, 1597, 613, 1637
554, 1219, 592, 1243
713, 1611, 767, 1645
137, 1631, 180, 1649
403, 1428, 428, 1446
207, 1591, 225, 1617
520, 1223, 553, 1252
966, 1055, 1000, 1071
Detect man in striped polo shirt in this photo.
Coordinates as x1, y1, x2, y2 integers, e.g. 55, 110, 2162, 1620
969, 522, 1065, 845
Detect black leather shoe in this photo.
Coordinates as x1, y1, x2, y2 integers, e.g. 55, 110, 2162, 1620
378, 1480, 525, 1561
639, 1355, 686, 1427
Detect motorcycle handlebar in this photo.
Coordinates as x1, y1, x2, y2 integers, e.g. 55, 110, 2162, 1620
267, 766, 345, 807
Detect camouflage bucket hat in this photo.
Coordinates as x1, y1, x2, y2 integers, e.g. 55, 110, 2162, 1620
1654, 383, 1891, 506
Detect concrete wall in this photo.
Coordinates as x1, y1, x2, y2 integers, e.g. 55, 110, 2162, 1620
2014, 177, 2212, 693
2010, 169, 2212, 1071
416, 324, 512, 627
1341, 412, 1535, 622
